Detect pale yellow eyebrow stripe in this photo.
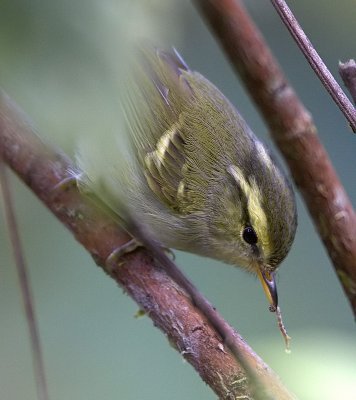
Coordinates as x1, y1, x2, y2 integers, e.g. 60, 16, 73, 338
227, 164, 271, 257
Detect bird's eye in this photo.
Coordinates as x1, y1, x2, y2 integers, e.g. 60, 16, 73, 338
242, 226, 258, 245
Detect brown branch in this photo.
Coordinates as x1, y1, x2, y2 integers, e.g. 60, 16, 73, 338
126, 221, 289, 400
339, 60, 356, 105
0, 92, 297, 399
193, 0, 356, 316
269, 0, 356, 132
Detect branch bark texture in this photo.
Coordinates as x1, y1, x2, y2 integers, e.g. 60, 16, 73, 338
0, 93, 296, 399
194, 0, 356, 315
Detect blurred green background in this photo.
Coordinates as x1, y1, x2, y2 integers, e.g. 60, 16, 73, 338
0, 1, 356, 399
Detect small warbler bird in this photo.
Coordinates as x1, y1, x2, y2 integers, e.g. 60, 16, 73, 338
78, 48, 297, 313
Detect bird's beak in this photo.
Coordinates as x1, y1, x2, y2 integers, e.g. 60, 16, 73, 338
257, 268, 278, 310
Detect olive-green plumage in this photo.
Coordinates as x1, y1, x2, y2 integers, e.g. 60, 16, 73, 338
78, 48, 297, 306
121, 48, 297, 276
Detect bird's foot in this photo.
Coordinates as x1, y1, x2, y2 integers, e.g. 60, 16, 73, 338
106, 238, 143, 273
106, 238, 175, 273
52, 169, 83, 193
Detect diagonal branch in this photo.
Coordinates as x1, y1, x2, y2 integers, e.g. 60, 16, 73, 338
193, 0, 356, 316
0, 92, 296, 399
270, 0, 356, 132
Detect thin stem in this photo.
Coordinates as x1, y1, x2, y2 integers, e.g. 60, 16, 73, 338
0, 162, 50, 400
339, 59, 356, 105
270, 0, 356, 132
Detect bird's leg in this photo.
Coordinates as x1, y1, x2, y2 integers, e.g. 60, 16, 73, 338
106, 238, 175, 273
106, 238, 143, 273
52, 169, 84, 192
54, 172, 176, 267
163, 247, 175, 261
106, 241, 134, 273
